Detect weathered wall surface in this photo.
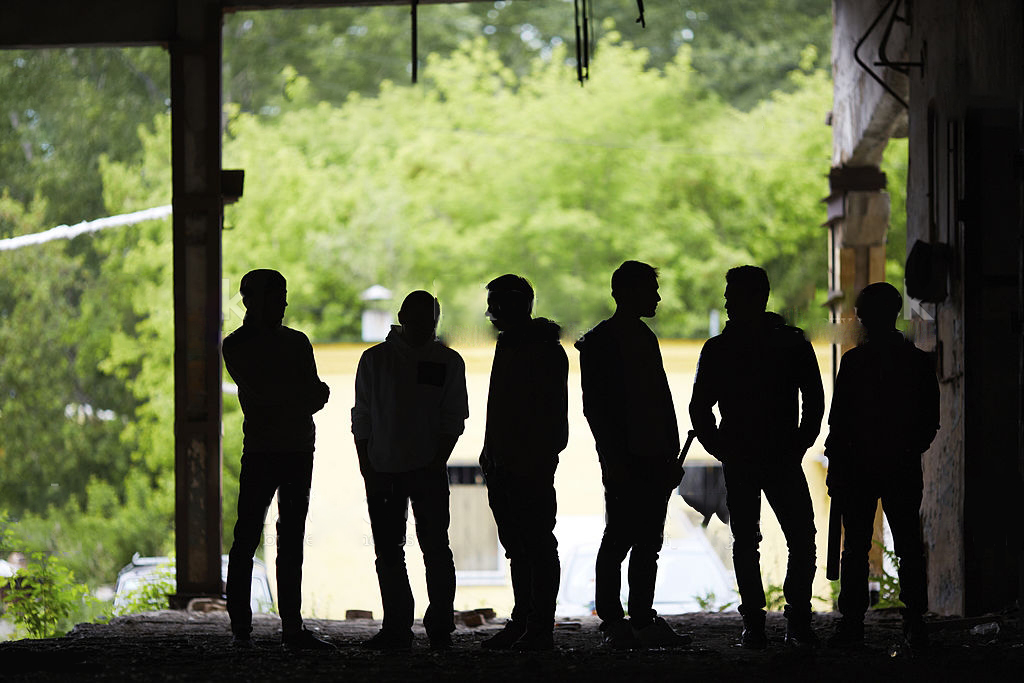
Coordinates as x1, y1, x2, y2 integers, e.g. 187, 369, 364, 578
831, 0, 909, 166
905, 0, 1023, 615
834, 0, 1023, 616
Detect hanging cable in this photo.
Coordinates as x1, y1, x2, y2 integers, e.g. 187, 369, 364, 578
582, 0, 591, 81
410, 0, 419, 84
572, 0, 593, 85
573, 0, 584, 85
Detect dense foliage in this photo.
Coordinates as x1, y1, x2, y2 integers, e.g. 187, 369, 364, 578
0, 2, 906, 624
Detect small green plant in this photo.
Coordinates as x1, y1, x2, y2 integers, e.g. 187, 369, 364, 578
694, 590, 736, 612
764, 583, 786, 611
824, 579, 841, 611
112, 562, 175, 616
0, 551, 91, 639
1, 511, 102, 639
870, 540, 904, 609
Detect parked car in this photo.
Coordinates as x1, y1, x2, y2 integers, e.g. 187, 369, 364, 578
113, 554, 274, 614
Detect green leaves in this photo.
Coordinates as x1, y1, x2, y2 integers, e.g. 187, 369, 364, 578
1, 515, 94, 639
84, 31, 835, 343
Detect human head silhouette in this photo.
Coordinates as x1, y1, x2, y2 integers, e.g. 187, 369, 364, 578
486, 274, 534, 332
855, 282, 903, 338
611, 260, 660, 318
240, 269, 287, 328
398, 290, 441, 347
724, 265, 769, 323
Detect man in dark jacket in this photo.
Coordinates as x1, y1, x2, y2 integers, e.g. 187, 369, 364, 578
825, 282, 939, 649
689, 265, 824, 649
480, 274, 568, 651
222, 269, 333, 650
576, 260, 692, 649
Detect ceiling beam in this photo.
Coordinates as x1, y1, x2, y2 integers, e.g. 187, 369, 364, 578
0, 0, 496, 49
0, 1, 177, 48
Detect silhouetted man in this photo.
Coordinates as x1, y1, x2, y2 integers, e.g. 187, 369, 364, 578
576, 261, 692, 649
352, 291, 469, 651
480, 274, 568, 651
689, 265, 824, 649
223, 269, 333, 650
825, 282, 939, 649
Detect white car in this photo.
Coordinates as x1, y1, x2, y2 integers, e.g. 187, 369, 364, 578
113, 554, 274, 614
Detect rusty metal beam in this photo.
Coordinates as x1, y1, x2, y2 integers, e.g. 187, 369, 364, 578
170, 0, 225, 606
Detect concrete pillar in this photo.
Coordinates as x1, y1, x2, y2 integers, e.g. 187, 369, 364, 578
170, 0, 224, 605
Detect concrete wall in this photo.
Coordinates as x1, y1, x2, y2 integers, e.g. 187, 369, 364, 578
831, 0, 909, 166
903, 0, 1023, 615
833, 0, 1023, 616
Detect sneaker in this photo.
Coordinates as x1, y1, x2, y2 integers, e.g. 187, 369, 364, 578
600, 619, 641, 650
784, 620, 820, 649
827, 617, 864, 648
428, 632, 453, 652
741, 626, 768, 650
740, 610, 767, 650
634, 616, 693, 648
514, 629, 554, 651
282, 628, 337, 651
481, 620, 527, 650
363, 629, 414, 651
231, 633, 255, 650
903, 618, 929, 650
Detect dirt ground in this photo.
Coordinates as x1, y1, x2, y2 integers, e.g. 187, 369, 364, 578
1, 608, 1021, 681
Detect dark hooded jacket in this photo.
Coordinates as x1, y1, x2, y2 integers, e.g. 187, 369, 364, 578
223, 321, 330, 454
825, 330, 939, 469
480, 317, 569, 479
575, 316, 680, 487
689, 312, 823, 466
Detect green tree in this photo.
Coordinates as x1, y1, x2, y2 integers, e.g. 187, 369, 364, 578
0, 193, 136, 517
683, 0, 832, 109
0, 48, 168, 226
881, 137, 908, 285
97, 115, 245, 551
0, 512, 97, 639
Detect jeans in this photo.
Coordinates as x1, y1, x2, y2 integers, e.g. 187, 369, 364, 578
364, 464, 456, 637
595, 485, 671, 627
836, 458, 926, 620
723, 460, 816, 619
227, 451, 313, 636
484, 468, 560, 633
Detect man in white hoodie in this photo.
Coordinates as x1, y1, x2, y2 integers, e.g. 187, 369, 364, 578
351, 290, 469, 651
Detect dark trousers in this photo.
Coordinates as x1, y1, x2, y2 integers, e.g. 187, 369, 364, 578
227, 451, 313, 636
595, 485, 671, 627
723, 461, 816, 619
364, 465, 456, 637
837, 459, 926, 620
484, 468, 560, 633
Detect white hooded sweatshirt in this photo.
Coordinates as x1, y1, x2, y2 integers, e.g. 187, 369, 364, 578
351, 326, 469, 473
